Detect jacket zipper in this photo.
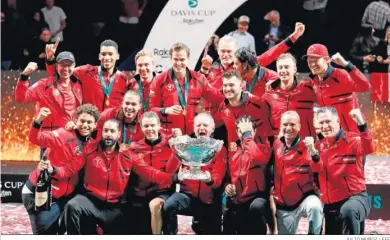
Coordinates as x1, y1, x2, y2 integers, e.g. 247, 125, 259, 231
343, 176, 351, 193
325, 147, 330, 203
280, 153, 287, 205
105, 157, 113, 202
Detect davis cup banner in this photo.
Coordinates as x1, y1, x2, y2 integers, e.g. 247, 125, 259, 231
143, 0, 247, 73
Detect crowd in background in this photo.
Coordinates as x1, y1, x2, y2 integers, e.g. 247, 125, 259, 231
1, 0, 390, 73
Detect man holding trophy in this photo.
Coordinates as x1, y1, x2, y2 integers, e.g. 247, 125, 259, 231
163, 113, 227, 234
223, 116, 272, 234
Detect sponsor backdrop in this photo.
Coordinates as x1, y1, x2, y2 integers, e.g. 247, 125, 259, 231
143, 0, 247, 73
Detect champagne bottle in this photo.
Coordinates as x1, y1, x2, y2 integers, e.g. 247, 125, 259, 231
35, 156, 52, 211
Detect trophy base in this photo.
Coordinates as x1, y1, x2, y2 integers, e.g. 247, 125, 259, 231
180, 166, 209, 181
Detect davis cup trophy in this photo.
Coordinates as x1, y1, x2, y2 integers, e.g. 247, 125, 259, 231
169, 135, 224, 180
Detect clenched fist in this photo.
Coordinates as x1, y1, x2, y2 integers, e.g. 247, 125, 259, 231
291, 22, 305, 40
22, 62, 38, 76
331, 52, 349, 67
349, 109, 365, 125
35, 107, 51, 123
303, 136, 318, 156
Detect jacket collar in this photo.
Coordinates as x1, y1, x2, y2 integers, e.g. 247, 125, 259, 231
224, 91, 249, 106
309, 65, 334, 81
75, 129, 97, 142
145, 133, 162, 146
280, 135, 300, 152
168, 68, 193, 82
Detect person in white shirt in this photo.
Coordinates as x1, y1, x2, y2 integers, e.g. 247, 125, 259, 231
228, 15, 256, 54
41, 0, 67, 42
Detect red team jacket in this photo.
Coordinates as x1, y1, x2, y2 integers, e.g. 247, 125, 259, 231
262, 79, 317, 138
203, 36, 298, 113
215, 93, 273, 145
227, 133, 271, 204
307, 64, 370, 133
130, 134, 173, 198
149, 68, 224, 135
27, 121, 95, 199
46, 62, 130, 111
96, 107, 144, 143
272, 137, 317, 209
52, 142, 175, 203
311, 126, 374, 204
166, 146, 227, 204
15, 75, 82, 130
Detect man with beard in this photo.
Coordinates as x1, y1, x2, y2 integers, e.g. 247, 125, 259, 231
162, 113, 227, 234
128, 50, 156, 114
303, 44, 371, 133
96, 90, 143, 150
262, 53, 317, 139
199, 22, 306, 115
304, 107, 374, 235
128, 112, 182, 235
46, 39, 130, 111
149, 42, 224, 135
215, 70, 272, 146
40, 119, 178, 234
16, 52, 82, 132
271, 111, 323, 235
223, 116, 271, 234
23, 104, 99, 234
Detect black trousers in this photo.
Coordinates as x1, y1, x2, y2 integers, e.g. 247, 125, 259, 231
324, 191, 370, 235
162, 192, 221, 234
63, 194, 128, 235
22, 193, 71, 235
223, 197, 268, 235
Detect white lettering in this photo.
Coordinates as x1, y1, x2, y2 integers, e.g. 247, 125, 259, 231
1, 190, 12, 197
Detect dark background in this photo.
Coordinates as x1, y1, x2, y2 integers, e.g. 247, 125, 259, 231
1, 0, 377, 72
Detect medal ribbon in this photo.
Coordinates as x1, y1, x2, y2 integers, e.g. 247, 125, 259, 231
172, 73, 188, 109
98, 66, 116, 99
137, 80, 150, 111
122, 123, 134, 144
246, 68, 259, 93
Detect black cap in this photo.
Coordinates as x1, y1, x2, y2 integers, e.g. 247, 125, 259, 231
56, 51, 76, 64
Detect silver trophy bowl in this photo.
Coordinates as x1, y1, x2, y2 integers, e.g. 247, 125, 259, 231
169, 135, 224, 180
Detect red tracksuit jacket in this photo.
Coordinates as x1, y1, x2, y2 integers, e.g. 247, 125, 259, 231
311, 126, 374, 204
262, 79, 317, 138
15, 75, 82, 130
166, 145, 227, 205
52, 142, 174, 203
215, 92, 273, 146
202, 35, 298, 114
46, 62, 130, 111
149, 68, 224, 135
27, 121, 95, 199
130, 134, 173, 198
227, 133, 271, 204
307, 64, 370, 133
96, 107, 143, 143
272, 137, 317, 208
244, 66, 279, 98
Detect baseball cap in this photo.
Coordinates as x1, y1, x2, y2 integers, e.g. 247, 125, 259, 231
56, 51, 76, 64
302, 44, 329, 59
238, 15, 250, 23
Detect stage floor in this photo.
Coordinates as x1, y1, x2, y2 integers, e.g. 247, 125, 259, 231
1, 203, 390, 234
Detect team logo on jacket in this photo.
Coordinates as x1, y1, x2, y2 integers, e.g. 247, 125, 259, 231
223, 108, 230, 117
273, 93, 278, 99
53, 89, 60, 96
166, 83, 174, 91
93, 157, 103, 168
138, 153, 144, 160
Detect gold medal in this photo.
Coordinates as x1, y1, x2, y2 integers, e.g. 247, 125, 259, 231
182, 108, 187, 116
105, 99, 110, 107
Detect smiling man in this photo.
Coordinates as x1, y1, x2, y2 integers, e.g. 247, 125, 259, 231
305, 107, 374, 235
23, 104, 99, 234
16, 52, 82, 132
96, 90, 144, 149
149, 42, 224, 135
40, 119, 178, 234
128, 112, 181, 235
46, 39, 130, 111
303, 44, 371, 133
163, 113, 227, 234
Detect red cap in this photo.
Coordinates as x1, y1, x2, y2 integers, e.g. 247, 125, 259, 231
302, 44, 329, 59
